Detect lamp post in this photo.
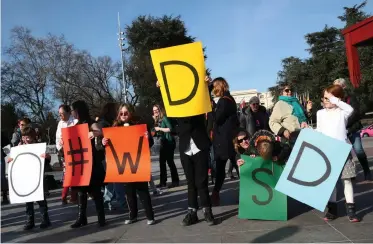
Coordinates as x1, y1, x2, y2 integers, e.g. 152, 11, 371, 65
117, 12, 127, 103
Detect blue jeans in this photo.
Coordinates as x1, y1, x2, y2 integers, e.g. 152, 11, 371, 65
349, 132, 370, 174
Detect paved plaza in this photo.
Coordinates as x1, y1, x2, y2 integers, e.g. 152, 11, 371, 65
1, 139, 373, 243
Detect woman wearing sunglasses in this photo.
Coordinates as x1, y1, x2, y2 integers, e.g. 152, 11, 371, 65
269, 84, 310, 140
102, 103, 156, 225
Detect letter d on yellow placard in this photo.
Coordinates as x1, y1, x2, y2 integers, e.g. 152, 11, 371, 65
150, 42, 212, 117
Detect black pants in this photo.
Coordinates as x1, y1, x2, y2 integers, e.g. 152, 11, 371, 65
180, 150, 211, 209
73, 185, 104, 217
26, 200, 48, 217
228, 158, 239, 176
159, 141, 179, 185
125, 182, 154, 220
214, 156, 238, 192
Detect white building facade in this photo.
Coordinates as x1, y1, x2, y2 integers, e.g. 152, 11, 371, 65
230, 89, 274, 110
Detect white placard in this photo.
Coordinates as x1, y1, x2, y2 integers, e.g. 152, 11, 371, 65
8, 143, 46, 204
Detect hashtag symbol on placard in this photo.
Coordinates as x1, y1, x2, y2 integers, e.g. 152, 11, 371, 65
66, 138, 89, 176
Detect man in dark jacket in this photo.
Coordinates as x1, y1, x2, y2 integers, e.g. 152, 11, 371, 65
239, 96, 270, 136
334, 78, 372, 181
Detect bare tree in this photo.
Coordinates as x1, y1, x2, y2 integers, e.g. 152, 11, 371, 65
1, 27, 54, 123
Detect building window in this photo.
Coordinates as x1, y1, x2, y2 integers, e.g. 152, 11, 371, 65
259, 94, 265, 99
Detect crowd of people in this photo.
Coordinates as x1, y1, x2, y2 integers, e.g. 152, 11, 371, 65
1, 76, 371, 231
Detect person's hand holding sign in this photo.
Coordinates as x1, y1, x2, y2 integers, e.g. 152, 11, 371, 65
102, 138, 109, 147
301, 122, 308, 128
156, 80, 160, 88
205, 75, 212, 84
237, 159, 245, 167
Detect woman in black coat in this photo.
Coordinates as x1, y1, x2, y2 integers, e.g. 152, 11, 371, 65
70, 100, 106, 228
210, 77, 239, 206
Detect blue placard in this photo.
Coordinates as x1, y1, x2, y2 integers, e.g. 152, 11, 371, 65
275, 128, 352, 212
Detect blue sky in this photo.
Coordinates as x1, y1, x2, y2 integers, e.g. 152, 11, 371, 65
2, 0, 372, 92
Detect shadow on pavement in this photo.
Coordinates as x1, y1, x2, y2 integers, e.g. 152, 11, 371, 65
251, 225, 299, 243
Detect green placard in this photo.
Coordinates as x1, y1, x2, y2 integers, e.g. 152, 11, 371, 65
238, 155, 287, 221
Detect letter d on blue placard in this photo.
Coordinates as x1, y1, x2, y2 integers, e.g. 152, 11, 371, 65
275, 128, 352, 212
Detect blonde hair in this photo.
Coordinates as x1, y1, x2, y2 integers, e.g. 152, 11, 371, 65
153, 104, 164, 124
212, 77, 229, 97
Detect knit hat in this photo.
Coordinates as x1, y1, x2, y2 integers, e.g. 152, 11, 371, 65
248, 96, 260, 105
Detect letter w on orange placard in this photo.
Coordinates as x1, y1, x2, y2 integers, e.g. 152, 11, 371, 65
103, 124, 151, 183
62, 124, 92, 187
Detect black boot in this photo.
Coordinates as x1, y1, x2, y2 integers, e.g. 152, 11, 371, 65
71, 191, 88, 228
323, 202, 337, 221
93, 190, 106, 227
24, 202, 35, 230
181, 209, 199, 226
39, 200, 51, 229
203, 207, 215, 226
346, 203, 360, 223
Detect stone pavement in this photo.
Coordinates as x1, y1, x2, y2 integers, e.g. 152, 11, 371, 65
1, 140, 373, 243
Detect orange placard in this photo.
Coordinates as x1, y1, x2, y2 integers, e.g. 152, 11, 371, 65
62, 124, 92, 187
103, 124, 151, 183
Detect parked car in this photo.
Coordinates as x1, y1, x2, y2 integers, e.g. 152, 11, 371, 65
360, 124, 373, 138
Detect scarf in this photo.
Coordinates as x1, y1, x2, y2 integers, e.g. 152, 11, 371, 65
278, 96, 307, 124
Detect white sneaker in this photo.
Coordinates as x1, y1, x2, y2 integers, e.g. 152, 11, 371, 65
147, 219, 155, 225
124, 218, 137, 225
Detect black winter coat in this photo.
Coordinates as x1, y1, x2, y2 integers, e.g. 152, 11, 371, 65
213, 91, 239, 160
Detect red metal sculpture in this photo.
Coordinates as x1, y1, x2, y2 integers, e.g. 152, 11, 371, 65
342, 16, 373, 88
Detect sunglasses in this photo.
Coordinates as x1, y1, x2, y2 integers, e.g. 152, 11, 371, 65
251, 103, 259, 106
237, 136, 249, 143
284, 89, 291, 93
120, 112, 129, 116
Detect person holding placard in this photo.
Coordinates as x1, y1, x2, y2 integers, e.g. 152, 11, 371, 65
234, 129, 291, 167
155, 80, 216, 226
69, 100, 106, 228
152, 104, 179, 188
7, 126, 51, 230
316, 85, 360, 223
102, 103, 156, 225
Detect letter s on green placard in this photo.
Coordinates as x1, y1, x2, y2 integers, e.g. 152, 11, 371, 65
252, 168, 273, 205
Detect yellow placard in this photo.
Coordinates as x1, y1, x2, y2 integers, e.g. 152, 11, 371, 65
150, 42, 212, 117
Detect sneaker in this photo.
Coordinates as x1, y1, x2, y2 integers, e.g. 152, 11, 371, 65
153, 189, 163, 195
203, 208, 215, 226
124, 218, 137, 225
181, 210, 198, 226
346, 203, 360, 223
147, 219, 156, 225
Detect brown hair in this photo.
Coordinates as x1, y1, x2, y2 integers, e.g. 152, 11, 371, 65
325, 85, 344, 99
21, 126, 36, 138
212, 77, 229, 97
113, 103, 134, 127
233, 130, 249, 154
19, 117, 31, 125
256, 140, 273, 160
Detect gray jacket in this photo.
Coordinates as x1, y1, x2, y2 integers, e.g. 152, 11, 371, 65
239, 105, 270, 136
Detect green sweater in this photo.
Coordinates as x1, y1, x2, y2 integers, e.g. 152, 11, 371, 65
158, 116, 174, 143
